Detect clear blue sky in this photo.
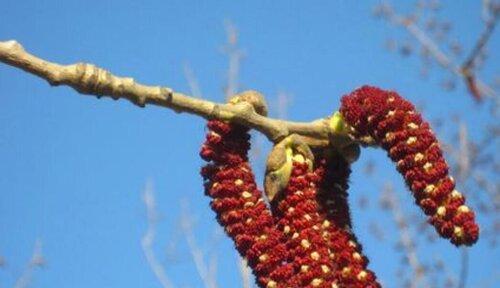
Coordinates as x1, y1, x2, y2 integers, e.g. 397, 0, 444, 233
1, 1, 498, 287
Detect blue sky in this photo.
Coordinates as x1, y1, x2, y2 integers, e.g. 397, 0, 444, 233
1, 1, 498, 287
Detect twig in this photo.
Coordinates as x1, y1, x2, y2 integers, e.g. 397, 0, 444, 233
382, 183, 429, 288
463, 6, 499, 71
238, 257, 253, 288
180, 200, 218, 288
14, 240, 44, 288
141, 181, 175, 288
0, 40, 336, 145
457, 248, 469, 288
222, 20, 243, 100
183, 63, 203, 98
381, 3, 498, 100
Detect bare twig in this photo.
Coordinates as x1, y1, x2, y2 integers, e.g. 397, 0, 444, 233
14, 239, 44, 288
457, 248, 469, 288
0, 40, 339, 146
222, 20, 244, 100
463, 6, 499, 71
183, 63, 203, 98
180, 201, 218, 288
379, 3, 499, 100
238, 257, 253, 288
457, 123, 471, 181
141, 181, 175, 288
381, 183, 429, 288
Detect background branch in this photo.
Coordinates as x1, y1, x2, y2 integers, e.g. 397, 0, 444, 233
141, 181, 175, 288
14, 240, 44, 288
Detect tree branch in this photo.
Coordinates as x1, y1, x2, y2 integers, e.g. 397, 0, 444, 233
0, 40, 337, 146
379, 4, 499, 100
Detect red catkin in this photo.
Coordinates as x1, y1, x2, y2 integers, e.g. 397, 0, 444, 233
339, 85, 479, 246
314, 153, 381, 288
271, 160, 336, 287
200, 120, 292, 288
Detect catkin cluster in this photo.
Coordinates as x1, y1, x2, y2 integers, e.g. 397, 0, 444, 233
199, 86, 479, 287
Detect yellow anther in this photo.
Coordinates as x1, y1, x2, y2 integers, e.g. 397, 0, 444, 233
322, 220, 331, 228
259, 254, 269, 262
458, 205, 470, 213
283, 225, 291, 234
259, 234, 268, 240
414, 153, 424, 162
423, 162, 433, 171
301, 239, 311, 249
357, 271, 368, 281
406, 137, 417, 145
234, 179, 244, 185
292, 232, 299, 239
387, 97, 395, 102
304, 214, 312, 221
321, 265, 330, 274
246, 218, 253, 224
424, 184, 436, 193
386, 110, 396, 117
288, 207, 295, 213
437, 206, 446, 216
311, 278, 323, 287
331, 283, 339, 288
342, 267, 351, 277
451, 190, 462, 198
266, 280, 277, 288
385, 132, 394, 141
212, 182, 219, 188
242, 191, 252, 198
352, 252, 362, 260
312, 225, 320, 230
348, 241, 357, 248
300, 265, 309, 272
407, 122, 419, 129
244, 202, 254, 208
310, 251, 320, 261
454, 226, 464, 238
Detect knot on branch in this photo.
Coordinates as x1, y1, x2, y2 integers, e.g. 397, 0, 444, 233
228, 90, 268, 117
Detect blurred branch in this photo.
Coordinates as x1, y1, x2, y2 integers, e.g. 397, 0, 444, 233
457, 248, 469, 288
141, 181, 175, 288
14, 239, 44, 288
180, 201, 218, 288
376, 2, 499, 101
463, 4, 499, 71
222, 20, 244, 100
183, 63, 203, 98
238, 257, 253, 288
381, 183, 429, 288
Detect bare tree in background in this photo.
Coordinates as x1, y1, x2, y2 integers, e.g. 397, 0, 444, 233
369, 1, 499, 287
0, 2, 497, 288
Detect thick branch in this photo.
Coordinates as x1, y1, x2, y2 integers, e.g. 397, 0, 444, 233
0, 40, 335, 145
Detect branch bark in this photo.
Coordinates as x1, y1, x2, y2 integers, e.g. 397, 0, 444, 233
0, 40, 339, 147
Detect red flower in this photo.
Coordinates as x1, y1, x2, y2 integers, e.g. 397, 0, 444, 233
339, 86, 479, 246
271, 159, 336, 287
314, 153, 381, 288
201, 120, 292, 287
